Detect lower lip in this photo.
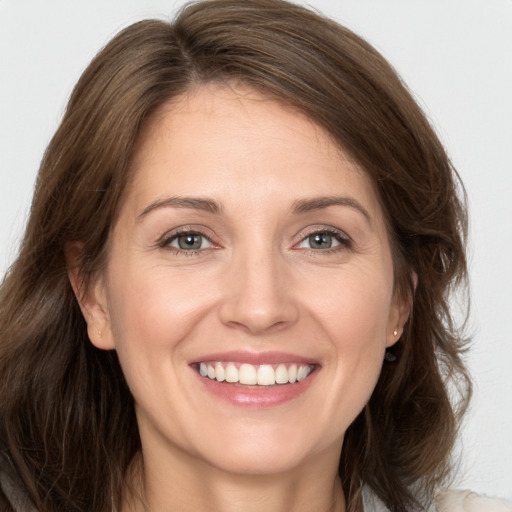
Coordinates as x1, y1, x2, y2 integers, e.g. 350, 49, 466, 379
195, 370, 316, 408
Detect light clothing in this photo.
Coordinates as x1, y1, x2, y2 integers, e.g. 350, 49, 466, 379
435, 489, 512, 512
363, 486, 512, 512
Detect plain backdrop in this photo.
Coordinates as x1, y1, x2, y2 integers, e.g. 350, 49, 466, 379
1, 0, 511, 500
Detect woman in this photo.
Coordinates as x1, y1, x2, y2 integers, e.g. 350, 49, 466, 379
0, 0, 483, 510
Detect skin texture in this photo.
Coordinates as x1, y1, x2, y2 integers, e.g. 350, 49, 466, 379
72, 84, 410, 512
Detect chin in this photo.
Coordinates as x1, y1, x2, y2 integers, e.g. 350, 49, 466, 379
185, 419, 341, 477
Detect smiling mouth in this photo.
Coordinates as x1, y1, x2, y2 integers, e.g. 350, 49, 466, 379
195, 362, 315, 386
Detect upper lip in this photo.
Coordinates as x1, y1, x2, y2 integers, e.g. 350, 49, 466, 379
190, 350, 318, 366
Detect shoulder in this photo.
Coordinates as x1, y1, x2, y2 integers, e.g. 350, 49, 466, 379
435, 489, 512, 512
362, 486, 512, 512
362, 486, 436, 511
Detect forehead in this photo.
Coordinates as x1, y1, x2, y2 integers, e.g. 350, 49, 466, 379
132, 84, 347, 166
125, 83, 382, 220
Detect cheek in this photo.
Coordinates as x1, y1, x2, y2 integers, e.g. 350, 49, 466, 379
105, 263, 219, 363
307, 266, 393, 427
311, 264, 394, 348
103, 268, 209, 415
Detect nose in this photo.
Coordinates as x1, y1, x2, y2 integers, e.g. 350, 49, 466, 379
218, 248, 299, 335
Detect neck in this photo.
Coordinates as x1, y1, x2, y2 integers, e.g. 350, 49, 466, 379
122, 449, 346, 512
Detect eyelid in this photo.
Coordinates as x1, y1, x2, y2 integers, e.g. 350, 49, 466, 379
296, 225, 351, 242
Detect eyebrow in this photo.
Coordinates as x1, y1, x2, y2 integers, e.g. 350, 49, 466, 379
291, 196, 371, 223
138, 196, 223, 220
137, 194, 371, 223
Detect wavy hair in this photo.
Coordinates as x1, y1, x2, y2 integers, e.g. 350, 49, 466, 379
0, 1, 470, 511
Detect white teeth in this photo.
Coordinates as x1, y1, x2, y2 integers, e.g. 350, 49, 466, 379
257, 365, 275, 386
297, 365, 308, 381
198, 362, 313, 386
288, 364, 297, 383
214, 362, 225, 382
225, 363, 238, 383
239, 363, 257, 385
275, 364, 289, 384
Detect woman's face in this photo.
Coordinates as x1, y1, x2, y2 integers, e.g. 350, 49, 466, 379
86, 84, 407, 477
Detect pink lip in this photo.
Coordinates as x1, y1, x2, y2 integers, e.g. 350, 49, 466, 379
190, 351, 319, 409
190, 350, 317, 366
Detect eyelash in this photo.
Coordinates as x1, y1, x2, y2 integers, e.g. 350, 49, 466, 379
295, 227, 352, 254
158, 228, 215, 256
158, 227, 352, 256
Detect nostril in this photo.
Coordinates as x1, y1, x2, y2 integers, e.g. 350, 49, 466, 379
222, 314, 297, 336
217, 261, 299, 333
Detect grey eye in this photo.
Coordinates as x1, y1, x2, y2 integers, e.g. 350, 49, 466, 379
310, 233, 332, 249
169, 233, 210, 250
299, 232, 341, 250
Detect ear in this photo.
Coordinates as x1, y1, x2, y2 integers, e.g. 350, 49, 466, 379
386, 271, 417, 348
65, 242, 115, 350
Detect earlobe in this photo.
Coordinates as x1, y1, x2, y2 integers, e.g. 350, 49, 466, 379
65, 242, 115, 350
386, 271, 417, 347
387, 302, 411, 347
386, 304, 409, 348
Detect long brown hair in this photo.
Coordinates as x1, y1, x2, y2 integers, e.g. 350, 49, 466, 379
0, 1, 470, 511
